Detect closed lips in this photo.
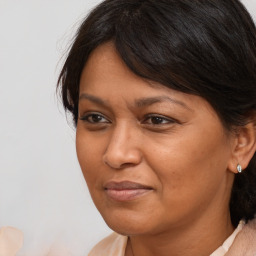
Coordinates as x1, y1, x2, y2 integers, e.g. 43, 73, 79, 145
104, 181, 153, 190
104, 181, 153, 201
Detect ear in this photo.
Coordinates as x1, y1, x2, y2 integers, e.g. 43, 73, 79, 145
228, 122, 256, 174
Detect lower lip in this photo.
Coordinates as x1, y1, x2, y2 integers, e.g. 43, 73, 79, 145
105, 189, 152, 201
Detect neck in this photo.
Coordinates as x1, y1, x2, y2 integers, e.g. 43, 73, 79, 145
126, 209, 234, 256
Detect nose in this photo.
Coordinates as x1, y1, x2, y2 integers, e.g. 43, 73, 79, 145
102, 123, 142, 169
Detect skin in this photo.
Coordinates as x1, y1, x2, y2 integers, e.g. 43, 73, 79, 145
76, 42, 237, 256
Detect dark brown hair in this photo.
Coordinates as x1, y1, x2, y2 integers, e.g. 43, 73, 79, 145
58, 0, 256, 226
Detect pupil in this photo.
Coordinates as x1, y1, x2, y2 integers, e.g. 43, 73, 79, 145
152, 117, 162, 124
92, 115, 102, 122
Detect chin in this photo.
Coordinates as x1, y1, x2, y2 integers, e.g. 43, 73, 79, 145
100, 208, 160, 236
106, 221, 149, 236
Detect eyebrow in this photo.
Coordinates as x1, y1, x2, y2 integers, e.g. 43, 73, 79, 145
135, 96, 192, 110
79, 93, 191, 111
79, 93, 109, 106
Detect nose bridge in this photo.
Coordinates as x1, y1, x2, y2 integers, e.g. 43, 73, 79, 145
103, 121, 142, 169
111, 122, 131, 146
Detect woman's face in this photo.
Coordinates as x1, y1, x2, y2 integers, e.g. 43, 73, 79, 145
76, 43, 235, 236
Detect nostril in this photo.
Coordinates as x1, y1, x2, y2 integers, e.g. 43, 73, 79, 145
102, 149, 142, 170
103, 155, 122, 169
104, 159, 136, 170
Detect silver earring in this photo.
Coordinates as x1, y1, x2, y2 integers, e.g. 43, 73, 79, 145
237, 164, 242, 173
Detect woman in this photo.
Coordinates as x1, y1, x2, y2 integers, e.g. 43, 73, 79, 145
58, 0, 256, 255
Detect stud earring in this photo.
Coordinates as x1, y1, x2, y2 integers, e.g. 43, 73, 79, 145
237, 164, 242, 173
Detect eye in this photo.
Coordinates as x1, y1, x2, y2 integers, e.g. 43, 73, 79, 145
79, 113, 110, 124
143, 114, 175, 125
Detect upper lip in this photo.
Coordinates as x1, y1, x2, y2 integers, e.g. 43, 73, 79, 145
104, 181, 153, 190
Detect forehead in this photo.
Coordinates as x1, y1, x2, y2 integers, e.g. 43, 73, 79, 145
80, 43, 180, 99
80, 42, 140, 89
79, 42, 211, 113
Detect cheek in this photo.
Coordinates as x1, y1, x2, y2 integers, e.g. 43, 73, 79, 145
76, 128, 102, 185
145, 125, 231, 204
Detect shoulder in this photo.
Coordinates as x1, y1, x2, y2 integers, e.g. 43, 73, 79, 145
88, 232, 128, 256
226, 218, 256, 256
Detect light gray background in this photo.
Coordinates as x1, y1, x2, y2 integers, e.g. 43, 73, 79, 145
0, 0, 255, 255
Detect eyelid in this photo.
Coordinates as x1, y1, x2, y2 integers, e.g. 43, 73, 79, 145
79, 112, 110, 123
142, 114, 178, 125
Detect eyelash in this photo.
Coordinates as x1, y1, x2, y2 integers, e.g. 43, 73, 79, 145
142, 114, 176, 125
79, 113, 110, 124
79, 112, 177, 126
